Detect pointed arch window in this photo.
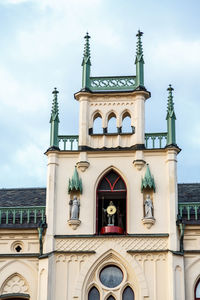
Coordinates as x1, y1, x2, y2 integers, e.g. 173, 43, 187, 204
122, 286, 135, 299
93, 113, 103, 134
88, 286, 100, 300
96, 170, 126, 235
121, 112, 133, 133
195, 279, 200, 300
107, 113, 117, 133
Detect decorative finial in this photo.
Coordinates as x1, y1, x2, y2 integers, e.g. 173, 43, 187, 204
166, 84, 176, 146
167, 84, 175, 115
82, 32, 91, 66
136, 30, 144, 57
68, 166, 83, 194
141, 164, 156, 192
135, 30, 144, 87
51, 87, 59, 120
49, 87, 60, 149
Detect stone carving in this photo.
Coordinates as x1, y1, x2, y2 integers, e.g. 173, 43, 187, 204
70, 196, 80, 220
144, 195, 153, 218
2, 273, 29, 294
56, 237, 168, 252
68, 196, 81, 230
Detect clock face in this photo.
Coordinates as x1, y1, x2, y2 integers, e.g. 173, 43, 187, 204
107, 205, 117, 215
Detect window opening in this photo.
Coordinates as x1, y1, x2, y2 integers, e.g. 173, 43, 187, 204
93, 115, 103, 134
107, 296, 115, 300
121, 115, 132, 133
88, 287, 100, 300
100, 265, 123, 288
122, 286, 135, 299
107, 114, 117, 133
15, 245, 22, 253
195, 279, 200, 300
97, 170, 126, 235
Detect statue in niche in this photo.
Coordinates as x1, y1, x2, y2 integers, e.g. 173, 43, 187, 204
144, 194, 153, 218
104, 201, 117, 226
69, 196, 80, 220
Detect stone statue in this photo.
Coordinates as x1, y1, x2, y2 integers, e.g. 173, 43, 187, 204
104, 201, 116, 226
70, 196, 80, 220
144, 194, 153, 218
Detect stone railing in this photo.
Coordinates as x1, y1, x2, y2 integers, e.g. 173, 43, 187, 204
0, 206, 45, 225
145, 133, 167, 149
90, 76, 137, 92
58, 135, 79, 151
178, 202, 200, 221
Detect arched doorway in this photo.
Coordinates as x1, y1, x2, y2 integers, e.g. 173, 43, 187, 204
96, 169, 126, 235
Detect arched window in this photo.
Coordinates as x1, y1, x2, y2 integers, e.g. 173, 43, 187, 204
93, 113, 103, 134
123, 286, 135, 299
121, 112, 132, 133
88, 286, 100, 300
107, 113, 117, 133
96, 170, 126, 235
195, 279, 200, 300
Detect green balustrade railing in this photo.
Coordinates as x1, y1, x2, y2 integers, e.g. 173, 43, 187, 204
145, 133, 167, 149
178, 202, 200, 221
0, 206, 45, 225
58, 135, 79, 151
90, 76, 137, 92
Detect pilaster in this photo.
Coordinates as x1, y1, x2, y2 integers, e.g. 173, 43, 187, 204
165, 148, 179, 251
78, 96, 89, 147
44, 152, 59, 253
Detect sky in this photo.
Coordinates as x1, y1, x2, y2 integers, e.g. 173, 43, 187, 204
0, 0, 199, 187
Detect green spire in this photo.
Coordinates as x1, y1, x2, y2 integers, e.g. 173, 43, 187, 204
166, 84, 176, 146
68, 166, 83, 194
49, 88, 60, 149
141, 164, 156, 192
135, 30, 144, 87
82, 32, 91, 90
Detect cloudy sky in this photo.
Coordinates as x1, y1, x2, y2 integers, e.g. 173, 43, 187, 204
0, 0, 199, 187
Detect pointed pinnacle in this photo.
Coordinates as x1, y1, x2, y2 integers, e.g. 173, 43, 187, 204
167, 84, 174, 112
51, 87, 59, 120
82, 32, 91, 66
135, 30, 144, 59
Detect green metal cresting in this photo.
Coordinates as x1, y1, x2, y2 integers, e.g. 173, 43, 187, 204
179, 202, 200, 221
0, 206, 45, 225
166, 84, 176, 146
50, 88, 60, 148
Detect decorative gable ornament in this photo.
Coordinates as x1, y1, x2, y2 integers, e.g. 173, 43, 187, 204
141, 164, 156, 192
68, 166, 83, 194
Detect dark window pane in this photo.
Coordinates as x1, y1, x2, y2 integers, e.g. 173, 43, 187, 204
107, 296, 115, 300
100, 265, 123, 288
88, 287, 100, 300
123, 286, 135, 300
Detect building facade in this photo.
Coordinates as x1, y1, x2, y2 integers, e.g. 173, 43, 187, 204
0, 31, 200, 300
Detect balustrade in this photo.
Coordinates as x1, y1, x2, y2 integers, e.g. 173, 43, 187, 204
0, 206, 45, 225
90, 76, 136, 91
58, 135, 79, 151
145, 133, 167, 149
178, 202, 200, 221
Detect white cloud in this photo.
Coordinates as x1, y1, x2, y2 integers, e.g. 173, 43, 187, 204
0, 67, 48, 112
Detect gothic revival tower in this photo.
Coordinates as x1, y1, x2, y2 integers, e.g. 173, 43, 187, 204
43, 31, 183, 300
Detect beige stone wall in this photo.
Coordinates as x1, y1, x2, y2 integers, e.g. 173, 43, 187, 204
0, 257, 38, 299
0, 230, 39, 254
45, 149, 178, 242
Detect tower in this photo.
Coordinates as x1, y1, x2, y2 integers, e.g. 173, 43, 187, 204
43, 31, 183, 300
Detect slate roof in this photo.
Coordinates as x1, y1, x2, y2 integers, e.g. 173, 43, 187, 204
178, 183, 200, 202
0, 184, 199, 228
0, 188, 46, 207
1, 184, 200, 207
